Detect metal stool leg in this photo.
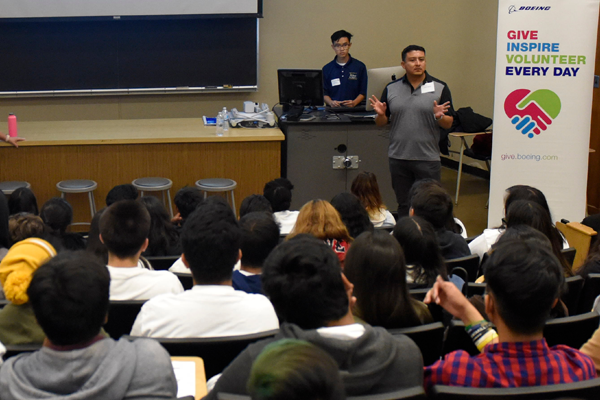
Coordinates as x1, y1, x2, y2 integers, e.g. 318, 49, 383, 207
88, 192, 95, 219
230, 189, 236, 218
166, 189, 174, 218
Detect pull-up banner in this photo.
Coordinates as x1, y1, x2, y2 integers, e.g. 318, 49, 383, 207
489, 0, 600, 227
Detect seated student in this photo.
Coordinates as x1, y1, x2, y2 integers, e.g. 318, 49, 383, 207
8, 213, 45, 244
350, 171, 395, 227
233, 212, 280, 294
206, 235, 423, 399
40, 197, 86, 251
247, 339, 345, 400
99, 200, 183, 300
105, 183, 138, 207
0, 251, 177, 399
423, 239, 596, 389
410, 185, 470, 260
139, 196, 181, 257
0, 238, 57, 345
8, 187, 38, 216
173, 186, 204, 228
239, 194, 273, 218
263, 178, 299, 235
131, 197, 278, 338
330, 192, 374, 240
344, 230, 432, 328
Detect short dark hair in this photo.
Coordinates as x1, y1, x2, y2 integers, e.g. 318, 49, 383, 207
248, 339, 345, 400
87, 208, 107, 264
240, 195, 273, 218
330, 30, 352, 44
485, 239, 564, 335
263, 178, 294, 212
402, 45, 426, 61
99, 200, 150, 258
181, 196, 241, 284
174, 187, 204, 221
139, 196, 180, 257
410, 184, 453, 230
504, 185, 551, 220
40, 197, 73, 235
240, 212, 280, 268
330, 192, 373, 239
408, 179, 462, 234
8, 187, 38, 216
28, 251, 110, 346
262, 235, 347, 329
105, 184, 138, 207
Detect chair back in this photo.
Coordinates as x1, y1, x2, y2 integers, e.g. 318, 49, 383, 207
578, 273, 600, 314
128, 329, 279, 379
146, 255, 180, 271
174, 273, 194, 290
388, 322, 445, 366
561, 247, 577, 268
543, 312, 600, 349
441, 320, 479, 357
445, 254, 480, 283
561, 275, 584, 316
431, 377, 600, 399
4, 343, 42, 359
409, 288, 429, 302
467, 283, 486, 297
0, 299, 9, 309
104, 300, 146, 339
449, 267, 468, 296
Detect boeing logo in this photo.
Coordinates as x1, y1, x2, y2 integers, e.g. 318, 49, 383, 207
509, 5, 551, 14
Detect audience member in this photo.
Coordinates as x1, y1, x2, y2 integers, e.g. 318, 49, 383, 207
8, 213, 45, 244
350, 171, 395, 227
206, 235, 423, 399
234, 212, 280, 294
287, 200, 353, 266
240, 194, 273, 218
505, 200, 572, 276
410, 184, 470, 259
423, 239, 596, 389
393, 216, 449, 288
139, 196, 181, 257
263, 178, 298, 235
248, 339, 345, 400
173, 186, 204, 228
581, 326, 600, 373
0, 194, 10, 261
8, 187, 38, 216
131, 197, 278, 338
330, 192, 373, 239
0, 238, 57, 344
105, 183, 138, 207
86, 208, 107, 264
0, 251, 177, 399
99, 200, 183, 300
39, 197, 86, 251
344, 230, 432, 328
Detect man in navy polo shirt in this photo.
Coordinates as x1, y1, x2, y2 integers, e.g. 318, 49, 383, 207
322, 30, 367, 108
369, 45, 455, 216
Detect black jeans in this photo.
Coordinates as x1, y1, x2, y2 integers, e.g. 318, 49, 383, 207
389, 158, 441, 217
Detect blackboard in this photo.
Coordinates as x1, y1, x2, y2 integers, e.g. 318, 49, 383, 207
0, 17, 258, 95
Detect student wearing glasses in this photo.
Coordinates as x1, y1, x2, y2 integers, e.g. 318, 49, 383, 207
322, 30, 368, 108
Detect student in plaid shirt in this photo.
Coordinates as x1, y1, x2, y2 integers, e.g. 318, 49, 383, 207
423, 238, 596, 389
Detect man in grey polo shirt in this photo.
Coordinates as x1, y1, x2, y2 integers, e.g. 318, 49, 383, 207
370, 45, 454, 216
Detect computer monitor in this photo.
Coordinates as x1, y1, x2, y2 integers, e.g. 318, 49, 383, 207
277, 69, 324, 108
365, 66, 405, 111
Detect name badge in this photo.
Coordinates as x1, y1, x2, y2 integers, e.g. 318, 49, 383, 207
331, 78, 341, 87
421, 82, 435, 94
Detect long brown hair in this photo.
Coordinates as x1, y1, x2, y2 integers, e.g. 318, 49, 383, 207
351, 171, 386, 214
287, 200, 352, 242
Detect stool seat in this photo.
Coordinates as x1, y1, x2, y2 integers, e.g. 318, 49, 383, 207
132, 177, 174, 217
56, 179, 98, 193
195, 178, 237, 191
0, 181, 31, 195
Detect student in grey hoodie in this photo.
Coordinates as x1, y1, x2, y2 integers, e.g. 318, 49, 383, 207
0, 251, 177, 400
205, 235, 423, 399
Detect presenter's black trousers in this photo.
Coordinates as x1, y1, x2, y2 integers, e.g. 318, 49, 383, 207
389, 158, 441, 217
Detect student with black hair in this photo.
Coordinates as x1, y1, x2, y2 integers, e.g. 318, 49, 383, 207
233, 212, 280, 294
0, 251, 177, 399
8, 187, 38, 216
330, 192, 374, 239
206, 235, 423, 399
99, 200, 182, 300
410, 184, 469, 259
263, 178, 298, 235
39, 197, 86, 251
424, 239, 596, 389
173, 186, 204, 228
105, 183, 138, 207
0, 193, 10, 260
139, 196, 181, 257
239, 194, 273, 218
131, 197, 278, 338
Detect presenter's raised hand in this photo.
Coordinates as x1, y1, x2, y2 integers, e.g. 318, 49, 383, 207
369, 95, 387, 116
433, 100, 450, 120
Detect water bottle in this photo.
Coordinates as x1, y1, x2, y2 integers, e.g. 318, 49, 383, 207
7, 113, 17, 137
216, 111, 224, 136
222, 107, 229, 134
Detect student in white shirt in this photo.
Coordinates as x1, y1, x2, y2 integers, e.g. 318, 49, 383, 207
263, 178, 298, 235
99, 200, 183, 301
131, 197, 278, 338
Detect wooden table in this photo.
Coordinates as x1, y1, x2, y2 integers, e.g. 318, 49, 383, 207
0, 118, 284, 223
